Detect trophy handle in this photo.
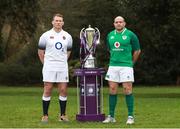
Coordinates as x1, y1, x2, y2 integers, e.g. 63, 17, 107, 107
95, 27, 100, 44
80, 28, 85, 68
80, 28, 85, 39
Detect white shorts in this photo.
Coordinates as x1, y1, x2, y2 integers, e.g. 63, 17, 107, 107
43, 71, 69, 83
105, 66, 134, 83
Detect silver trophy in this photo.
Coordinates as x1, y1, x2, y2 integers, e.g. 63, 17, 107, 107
80, 25, 100, 68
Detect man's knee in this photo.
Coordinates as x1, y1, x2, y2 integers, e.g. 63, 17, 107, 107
60, 88, 67, 95
110, 87, 117, 93
123, 83, 133, 95
59, 86, 67, 96
43, 82, 53, 96
43, 90, 52, 96
124, 88, 132, 95
109, 85, 118, 94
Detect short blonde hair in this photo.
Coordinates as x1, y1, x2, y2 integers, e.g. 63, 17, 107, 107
52, 13, 63, 20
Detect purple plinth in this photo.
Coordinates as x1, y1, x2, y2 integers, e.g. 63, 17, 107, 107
74, 68, 105, 121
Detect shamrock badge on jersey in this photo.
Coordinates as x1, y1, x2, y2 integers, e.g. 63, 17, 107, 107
122, 35, 127, 40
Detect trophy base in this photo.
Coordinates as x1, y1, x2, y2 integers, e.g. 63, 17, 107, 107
84, 55, 96, 68
76, 114, 105, 121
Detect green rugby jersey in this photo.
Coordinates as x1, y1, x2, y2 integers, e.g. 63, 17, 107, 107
106, 28, 140, 67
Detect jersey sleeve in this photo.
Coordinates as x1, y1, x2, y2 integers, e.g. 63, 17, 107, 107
67, 35, 73, 51
38, 34, 46, 50
130, 32, 140, 51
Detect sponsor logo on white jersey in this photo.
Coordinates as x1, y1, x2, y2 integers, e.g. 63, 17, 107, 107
55, 42, 62, 50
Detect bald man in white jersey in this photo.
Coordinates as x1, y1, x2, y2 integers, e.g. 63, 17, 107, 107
38, 13, 72, 123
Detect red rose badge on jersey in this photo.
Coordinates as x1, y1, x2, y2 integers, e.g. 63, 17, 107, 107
50, 36, 54, 39
63, 36, 66, 40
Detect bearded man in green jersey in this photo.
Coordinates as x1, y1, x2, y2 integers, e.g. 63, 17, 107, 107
103, 16, 141, 125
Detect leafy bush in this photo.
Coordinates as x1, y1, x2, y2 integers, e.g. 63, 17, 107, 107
0, 63, 42, 85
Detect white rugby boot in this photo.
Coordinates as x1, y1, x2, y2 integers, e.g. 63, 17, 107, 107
103, 115, 116, 123
126, 116, 134, 125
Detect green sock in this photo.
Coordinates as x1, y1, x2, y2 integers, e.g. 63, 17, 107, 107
125, 94, 134, 116
109, 94, 117, 117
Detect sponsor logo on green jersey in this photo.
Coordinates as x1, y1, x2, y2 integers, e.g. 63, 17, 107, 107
114, 42, 120, 48
113, 42, 124, 51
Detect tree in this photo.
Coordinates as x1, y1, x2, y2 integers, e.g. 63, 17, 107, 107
125, 0, 180, 85
0, 0, 40, 62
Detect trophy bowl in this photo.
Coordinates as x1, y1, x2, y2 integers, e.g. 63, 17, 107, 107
80, 25, 100, 68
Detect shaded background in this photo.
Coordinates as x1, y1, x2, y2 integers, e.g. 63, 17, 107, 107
0, 0, 179, 86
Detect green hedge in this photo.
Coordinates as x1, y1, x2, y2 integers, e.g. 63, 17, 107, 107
0, 63, 42, 85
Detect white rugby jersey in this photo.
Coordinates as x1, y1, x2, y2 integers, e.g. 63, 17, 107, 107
38, 28, 73, 71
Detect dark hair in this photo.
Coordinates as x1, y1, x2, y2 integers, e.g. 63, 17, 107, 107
52, 13, 63, 20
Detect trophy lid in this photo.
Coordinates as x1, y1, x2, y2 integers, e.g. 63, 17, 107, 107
85, 25, 95, 31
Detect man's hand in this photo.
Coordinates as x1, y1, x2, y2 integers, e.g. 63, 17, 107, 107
38, 49, 45, 64
133, 50, 141, 65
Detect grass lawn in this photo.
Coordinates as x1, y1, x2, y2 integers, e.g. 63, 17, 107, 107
0, 85, 180, 128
